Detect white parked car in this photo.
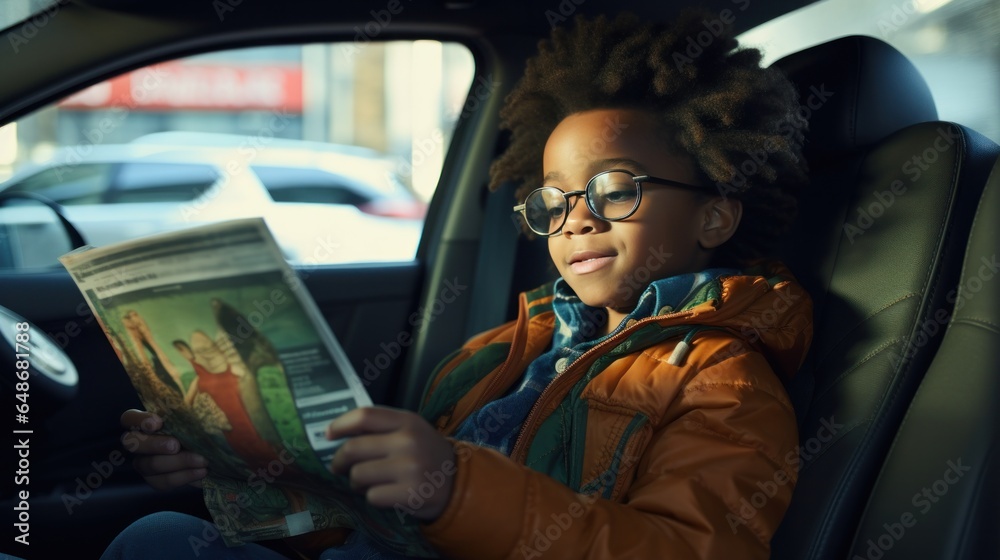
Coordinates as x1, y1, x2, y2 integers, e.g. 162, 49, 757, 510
0, 144, 423, 266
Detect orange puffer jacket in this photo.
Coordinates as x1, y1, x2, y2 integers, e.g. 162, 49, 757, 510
417, 263, 812, 559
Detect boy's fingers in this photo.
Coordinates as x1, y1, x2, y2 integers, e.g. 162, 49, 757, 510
120, 409, 162, 433
121, 431, 181, 455
364, 482, 409, 510
326, 407, 408, 440
345, 458, 399, 493
365, 483, 442, 520
133, 452, 208, 478
329, 433, 401, 474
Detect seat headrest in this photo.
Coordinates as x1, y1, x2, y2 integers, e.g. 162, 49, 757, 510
773, 35, 937, 164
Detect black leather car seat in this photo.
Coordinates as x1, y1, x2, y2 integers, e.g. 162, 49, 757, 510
768, 36, 1000, 560
847, 154, 999, 560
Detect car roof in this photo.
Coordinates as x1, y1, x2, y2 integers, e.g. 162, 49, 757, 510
65, 0, 818, 37
0, 144, 246, 186
0, 143, 408, 200
0, 0, 820, 123
129, 133, 404, 184
131, 131, 387, 159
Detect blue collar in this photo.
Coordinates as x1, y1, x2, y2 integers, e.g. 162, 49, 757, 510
551, 268, 738, 347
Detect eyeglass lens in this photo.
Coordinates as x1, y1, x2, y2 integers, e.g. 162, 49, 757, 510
524, 171, 639, 234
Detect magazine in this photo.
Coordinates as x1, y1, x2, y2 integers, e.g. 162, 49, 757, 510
58, 218, 435, 556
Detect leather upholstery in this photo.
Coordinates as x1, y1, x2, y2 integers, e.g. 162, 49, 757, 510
848, 156, 1000, 560
773, 35, 937, 164
769, 36, 1000, 560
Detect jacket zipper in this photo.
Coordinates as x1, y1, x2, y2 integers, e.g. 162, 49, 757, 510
509, 313, 695, 463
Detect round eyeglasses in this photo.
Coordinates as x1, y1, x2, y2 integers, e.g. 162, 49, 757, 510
512, 169, 709, 236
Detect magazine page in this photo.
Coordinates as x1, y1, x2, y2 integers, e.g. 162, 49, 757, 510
58, 218, 435, 556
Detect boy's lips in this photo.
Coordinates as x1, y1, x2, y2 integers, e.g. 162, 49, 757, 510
567, 251, 616, 274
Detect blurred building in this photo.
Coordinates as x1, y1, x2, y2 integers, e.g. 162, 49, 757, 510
1, 33, 475, 199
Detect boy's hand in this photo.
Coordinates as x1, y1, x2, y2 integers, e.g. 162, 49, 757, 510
120, 409, 208, 491
327, 407, 456, 522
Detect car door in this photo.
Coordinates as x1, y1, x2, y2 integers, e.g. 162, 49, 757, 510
0, 16, 499, 556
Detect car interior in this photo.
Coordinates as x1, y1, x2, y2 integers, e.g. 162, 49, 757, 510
0, 0, 996, 558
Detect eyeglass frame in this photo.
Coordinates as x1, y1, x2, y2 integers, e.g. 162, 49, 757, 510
512, 168, 712, 237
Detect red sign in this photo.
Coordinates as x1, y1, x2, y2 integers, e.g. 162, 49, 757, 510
59, 63, 303, 112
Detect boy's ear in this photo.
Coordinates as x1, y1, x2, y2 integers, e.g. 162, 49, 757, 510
698, 197, 742, 250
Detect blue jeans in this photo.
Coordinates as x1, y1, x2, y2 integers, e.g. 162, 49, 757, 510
100, 512, 422, 560
100, 512, 290, 560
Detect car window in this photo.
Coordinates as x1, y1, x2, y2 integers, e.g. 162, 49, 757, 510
110, 162, 220, 203
0, 41, 476, 268
3, 163, 113, 205
0, 0, 60, 35
738, 0, 999, 143
250, 165, 372, 206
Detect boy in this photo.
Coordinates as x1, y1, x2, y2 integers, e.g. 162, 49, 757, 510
111, 11, 811, 560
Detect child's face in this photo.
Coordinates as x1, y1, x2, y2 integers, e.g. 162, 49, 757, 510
544, 108, 716, 316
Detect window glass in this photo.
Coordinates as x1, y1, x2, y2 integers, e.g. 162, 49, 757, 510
0, 41, 476, 268
738, 0, 1000, 143
4, 164, 113, 205
0, 0, 60, 35
252, 166, 371, 206
110, 162, 220, 203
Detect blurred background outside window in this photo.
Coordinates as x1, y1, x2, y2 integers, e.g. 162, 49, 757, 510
0, 1, 477, 267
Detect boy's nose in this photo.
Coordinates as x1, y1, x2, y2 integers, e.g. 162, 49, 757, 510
561, 195, 604, 236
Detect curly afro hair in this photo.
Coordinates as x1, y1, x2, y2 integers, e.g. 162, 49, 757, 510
489, 11, 808, 267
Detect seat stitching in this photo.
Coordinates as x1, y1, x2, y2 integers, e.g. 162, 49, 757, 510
816, 293, 918, 364
952, 132, 996, 299
815, 337, 907, 401
951, 317, 1000, 333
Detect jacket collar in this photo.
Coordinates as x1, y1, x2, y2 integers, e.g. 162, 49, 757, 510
519, 262, 813, 380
